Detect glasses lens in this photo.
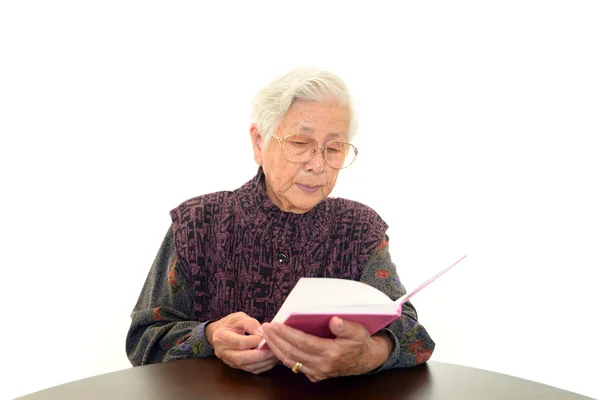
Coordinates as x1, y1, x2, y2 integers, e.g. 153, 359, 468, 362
281, 135, 358, 169
326, 142, 357, 169
282, 135, 318, 163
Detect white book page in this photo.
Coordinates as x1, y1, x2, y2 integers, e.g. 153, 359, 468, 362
394, 255, 467, 307
289, 303, 398, 315
271, 278, 393, 323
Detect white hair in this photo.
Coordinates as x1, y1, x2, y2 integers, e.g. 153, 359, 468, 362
250, 67, 357, 147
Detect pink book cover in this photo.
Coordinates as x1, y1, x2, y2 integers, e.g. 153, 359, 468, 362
258, 255, 466, 349
283, 312, 398, 339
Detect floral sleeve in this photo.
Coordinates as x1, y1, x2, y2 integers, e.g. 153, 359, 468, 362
359, 235, 435, 371
126, 226, 214, 366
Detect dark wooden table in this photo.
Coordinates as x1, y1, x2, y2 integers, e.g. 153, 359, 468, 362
16, 358, 593, 400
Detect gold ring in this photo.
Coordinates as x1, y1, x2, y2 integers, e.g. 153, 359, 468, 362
292, 361, 303, 374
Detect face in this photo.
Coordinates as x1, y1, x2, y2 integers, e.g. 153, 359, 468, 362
250, 100, 350, 214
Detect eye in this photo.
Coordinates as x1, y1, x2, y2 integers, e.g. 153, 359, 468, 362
286, 135, 314, 147
326, 142, 344, 153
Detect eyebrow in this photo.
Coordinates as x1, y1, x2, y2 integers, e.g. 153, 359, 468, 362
298, 125, 314, 133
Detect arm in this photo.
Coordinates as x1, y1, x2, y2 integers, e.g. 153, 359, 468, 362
360, 235, 436, 372
126, 225, 279, 373
125, 226, 214, 366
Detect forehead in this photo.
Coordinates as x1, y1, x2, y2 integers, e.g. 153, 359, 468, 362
280, 101, 350, 135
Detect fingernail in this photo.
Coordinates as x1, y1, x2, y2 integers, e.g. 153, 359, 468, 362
256, 326, 264, 336
336, 317, 343, 330
271, 323, 280, 333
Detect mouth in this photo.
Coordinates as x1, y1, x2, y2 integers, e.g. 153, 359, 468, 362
297, 184, 322, 193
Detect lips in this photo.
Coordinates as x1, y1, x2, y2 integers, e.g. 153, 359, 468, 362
297, 184, 321, 193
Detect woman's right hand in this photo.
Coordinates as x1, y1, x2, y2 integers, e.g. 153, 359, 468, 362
206, 312, 279, 374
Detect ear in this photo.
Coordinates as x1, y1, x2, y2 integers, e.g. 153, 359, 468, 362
250, 124, 264, 165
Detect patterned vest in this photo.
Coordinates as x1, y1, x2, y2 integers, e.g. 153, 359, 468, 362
170, 168, 388, 323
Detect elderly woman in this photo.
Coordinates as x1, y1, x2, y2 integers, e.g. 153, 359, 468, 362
126, 67, 435, 382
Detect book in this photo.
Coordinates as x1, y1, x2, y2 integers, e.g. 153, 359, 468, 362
257, 255, 467, 349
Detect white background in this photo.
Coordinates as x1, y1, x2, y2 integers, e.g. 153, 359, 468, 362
1, 1, 599, 399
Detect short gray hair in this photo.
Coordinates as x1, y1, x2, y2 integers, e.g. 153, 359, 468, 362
250, 67, 357, 147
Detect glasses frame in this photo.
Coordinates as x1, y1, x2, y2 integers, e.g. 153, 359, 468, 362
270, 133, 359, 170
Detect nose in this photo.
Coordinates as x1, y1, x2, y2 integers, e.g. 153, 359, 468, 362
304, 146, 326, 173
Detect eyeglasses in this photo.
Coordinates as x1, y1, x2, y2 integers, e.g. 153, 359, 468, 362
271, 133, 359, 170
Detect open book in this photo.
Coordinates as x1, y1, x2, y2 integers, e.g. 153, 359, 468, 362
257, 255, 467, 349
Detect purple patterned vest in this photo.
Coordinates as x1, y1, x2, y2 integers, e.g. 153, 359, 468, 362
170, 168, 388, 323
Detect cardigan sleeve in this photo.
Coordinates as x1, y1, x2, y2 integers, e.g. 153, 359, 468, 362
359, 235, 436, 372
126, 225, 214, 366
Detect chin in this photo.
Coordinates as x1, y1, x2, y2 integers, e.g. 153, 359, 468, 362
287, 187, 327, 212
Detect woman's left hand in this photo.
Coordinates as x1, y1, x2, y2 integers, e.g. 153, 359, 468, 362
261, 317, 392, 382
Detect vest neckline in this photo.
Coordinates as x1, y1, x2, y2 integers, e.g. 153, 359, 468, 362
236, 167, 330, 238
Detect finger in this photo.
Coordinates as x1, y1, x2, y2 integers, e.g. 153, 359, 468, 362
264, 326, 344, 380
262, 331, 294, 367
251, 360, 280, 375
244, 318, 263, 336
265, 356, 322, 382
263, 327, 318, 372
251, 365, 275, 375
244, 358, 280, 374
228, 312, 262, 334
215, 329, 263, 350
246, 348, 278, 363
329, 317, 370, 341
220, 348, 279, 369
305, 373, 326, 383
293, 360, 330, 381
263, 322, 329, 356
249, 348, 279, 363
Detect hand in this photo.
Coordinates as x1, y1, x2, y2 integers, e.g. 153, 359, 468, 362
206, 312, 279, 374
262, 317, 392, 382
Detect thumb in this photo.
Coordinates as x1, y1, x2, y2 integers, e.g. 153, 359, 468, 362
329, 317, 368, 340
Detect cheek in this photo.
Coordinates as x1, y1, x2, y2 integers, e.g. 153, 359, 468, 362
264, 148, 291, 183
272, 162, 302, 191
325, 171, 340, 193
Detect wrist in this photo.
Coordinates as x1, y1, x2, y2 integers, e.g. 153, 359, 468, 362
371, 331, 393, 367
205, 321, 218, 347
